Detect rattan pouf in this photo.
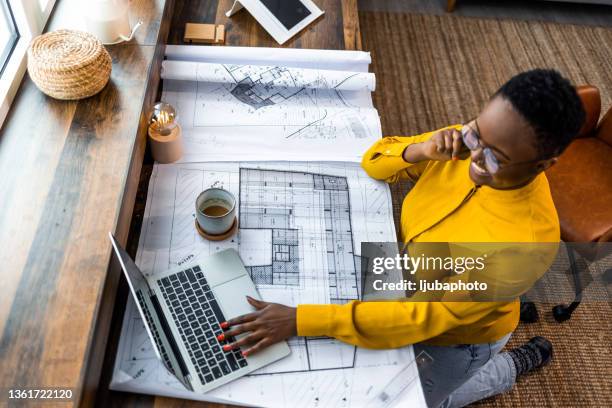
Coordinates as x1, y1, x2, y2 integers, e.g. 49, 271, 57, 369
27, 29, 112, 100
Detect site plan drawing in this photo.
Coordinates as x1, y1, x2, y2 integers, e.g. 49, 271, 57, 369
111, 161, 425, 407
160, 48, 382, 163
162, 61, 376, 92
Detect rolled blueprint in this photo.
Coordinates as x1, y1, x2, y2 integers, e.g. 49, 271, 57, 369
161, 60, 376, 92
165, 45, 372, 72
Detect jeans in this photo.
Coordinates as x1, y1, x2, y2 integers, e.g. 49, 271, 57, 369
413, 333, 515, 408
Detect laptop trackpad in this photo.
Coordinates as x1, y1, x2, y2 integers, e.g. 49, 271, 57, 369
213, 275, 261, 321
202, 249, 248, 287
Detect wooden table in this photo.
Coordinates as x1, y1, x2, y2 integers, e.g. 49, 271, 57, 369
98, 2, 362, 407
0, 0, 361, 407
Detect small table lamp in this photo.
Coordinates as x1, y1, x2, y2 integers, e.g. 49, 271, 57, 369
148, 102, 183, 163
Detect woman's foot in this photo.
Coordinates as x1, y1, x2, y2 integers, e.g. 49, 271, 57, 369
519, 301, 539, 323
507, 336, 553, 376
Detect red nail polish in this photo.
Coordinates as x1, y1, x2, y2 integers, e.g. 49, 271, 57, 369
452, 156, 458, 161
220, 322, 230, 329
242, 351, 248, 357
217, 333, 225, 341
223, 345, 232, 352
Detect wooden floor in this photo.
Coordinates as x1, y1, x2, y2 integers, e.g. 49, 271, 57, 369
358, 0, 612, 27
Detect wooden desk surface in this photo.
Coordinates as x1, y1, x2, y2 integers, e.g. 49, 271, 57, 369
97, 1, 362, 407
0, 0, 361, 406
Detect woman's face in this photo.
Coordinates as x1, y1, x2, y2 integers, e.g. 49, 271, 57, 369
466, 96, 555, 189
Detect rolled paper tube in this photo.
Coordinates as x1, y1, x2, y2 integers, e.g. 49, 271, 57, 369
148, 124, 183, 163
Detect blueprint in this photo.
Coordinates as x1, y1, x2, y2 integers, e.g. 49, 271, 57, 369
165, 45, 373, 71
111, 161, 426, 407
160, 48, 381, 163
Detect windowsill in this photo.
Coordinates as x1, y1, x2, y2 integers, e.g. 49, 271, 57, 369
0, 0, 173, 405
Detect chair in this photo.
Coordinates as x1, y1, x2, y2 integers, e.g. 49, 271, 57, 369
544, 85, 612, 321
547, 86, 612, 243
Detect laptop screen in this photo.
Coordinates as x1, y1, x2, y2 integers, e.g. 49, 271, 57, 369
109, 233, 149, 290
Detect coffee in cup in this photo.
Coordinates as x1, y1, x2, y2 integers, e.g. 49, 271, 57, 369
195, 188, 237, 238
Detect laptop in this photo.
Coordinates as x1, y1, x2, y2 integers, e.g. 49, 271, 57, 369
109, 233, 290, 393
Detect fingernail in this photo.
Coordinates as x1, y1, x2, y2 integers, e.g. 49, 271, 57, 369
217, 333, 225, 341
242, 351, 248, 357
223, 344, 232, 352
220, 321, 230, 329
452, 156, 458, 161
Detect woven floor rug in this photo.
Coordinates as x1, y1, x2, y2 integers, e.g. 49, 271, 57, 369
358, 10, 612, 407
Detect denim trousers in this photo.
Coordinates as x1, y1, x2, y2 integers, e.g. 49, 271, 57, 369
413, 333, 515, 408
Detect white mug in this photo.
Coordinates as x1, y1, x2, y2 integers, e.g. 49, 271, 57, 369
84, 0, 142, 45
195, 189, 237, 236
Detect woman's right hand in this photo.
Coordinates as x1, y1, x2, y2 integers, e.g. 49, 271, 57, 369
420, 128, 469, 162
402, 128, 471, 164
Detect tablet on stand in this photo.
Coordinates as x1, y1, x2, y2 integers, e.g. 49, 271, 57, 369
226, 0, 324, 45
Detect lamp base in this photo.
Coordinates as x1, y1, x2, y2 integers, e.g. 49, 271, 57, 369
148, 124, 183, 163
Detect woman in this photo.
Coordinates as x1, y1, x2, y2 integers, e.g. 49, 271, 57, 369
218, 69, 585, 407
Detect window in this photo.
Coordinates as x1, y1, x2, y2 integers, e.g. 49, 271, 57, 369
0, 0, 56, 127
0, 0, 18, 76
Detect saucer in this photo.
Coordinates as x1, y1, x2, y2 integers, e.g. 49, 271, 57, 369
195, 217, 238, 241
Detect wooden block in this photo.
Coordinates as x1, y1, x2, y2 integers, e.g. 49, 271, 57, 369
184, 23, 225, 44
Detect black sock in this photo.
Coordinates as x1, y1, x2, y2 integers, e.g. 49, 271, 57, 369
508, 342, 543, 376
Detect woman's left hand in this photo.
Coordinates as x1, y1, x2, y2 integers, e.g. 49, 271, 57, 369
221, 296, 297, 356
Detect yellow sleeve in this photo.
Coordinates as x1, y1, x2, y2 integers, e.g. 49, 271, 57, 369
360, 126, 461, 183
465, 243, 560, 302
296, 301, 467, 349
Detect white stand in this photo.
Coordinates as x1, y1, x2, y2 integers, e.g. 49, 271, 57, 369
225, 0, 244, 17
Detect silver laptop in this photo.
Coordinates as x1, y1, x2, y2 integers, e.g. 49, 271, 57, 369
109, 233, 290, 393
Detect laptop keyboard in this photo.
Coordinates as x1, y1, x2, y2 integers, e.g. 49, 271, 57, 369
158, 265, 248, 385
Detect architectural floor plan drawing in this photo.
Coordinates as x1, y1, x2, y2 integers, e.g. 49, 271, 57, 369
160, 50, 381, 163
111, 161, 425, 407
239, 168, 359, 303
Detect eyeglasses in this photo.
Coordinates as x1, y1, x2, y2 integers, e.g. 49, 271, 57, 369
461, 124, 501, 174
461, 122, 543, 175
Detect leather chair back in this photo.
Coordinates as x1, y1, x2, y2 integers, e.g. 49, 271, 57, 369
575, 85, 601, 138
596, 107, 612, 147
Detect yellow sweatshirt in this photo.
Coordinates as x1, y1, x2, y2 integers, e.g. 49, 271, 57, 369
296, 127, 560, 348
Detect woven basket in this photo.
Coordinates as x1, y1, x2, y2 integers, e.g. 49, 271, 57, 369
27, 30, 112, 100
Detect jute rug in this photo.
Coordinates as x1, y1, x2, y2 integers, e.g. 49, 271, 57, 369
358, 11, 612, 407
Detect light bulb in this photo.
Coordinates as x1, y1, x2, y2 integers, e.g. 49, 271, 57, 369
150, 102, 178, 136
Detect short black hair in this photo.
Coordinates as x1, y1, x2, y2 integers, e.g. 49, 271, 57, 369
495, 69, 585, 159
